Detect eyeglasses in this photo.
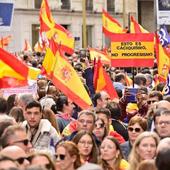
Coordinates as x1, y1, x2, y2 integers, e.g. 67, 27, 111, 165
94, 123, 105, 129
78, 140, 93, 146
158, 121, 170, 126
55, 154, 66, 161
15, 157, 28, 164
128, 127, 142, 133
78, 119, 93, 124
12, 139, 30, 146
147, 100, 157, 104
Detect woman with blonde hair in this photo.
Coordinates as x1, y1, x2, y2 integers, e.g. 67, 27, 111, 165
55, 141, 81, 170
128, 131, 160, 170
28, 151, 55, 170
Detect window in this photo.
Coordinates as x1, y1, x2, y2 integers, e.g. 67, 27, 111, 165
107, 0, 115, 12
35, 0, 42, 9
82, 25, 93, 47
32, 24, 40, 49
61, 0, 70, 10
86, 0, 93, 11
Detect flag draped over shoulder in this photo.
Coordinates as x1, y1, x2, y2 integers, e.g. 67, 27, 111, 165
130, 16, 148, 33
89, 47, 110, 64
93, 59, 118, 100
46, 49, 92, 109
156, 34, 170, 82
39, 0, 74, 54
0, 48, 40, 88
102, 9, 125, 37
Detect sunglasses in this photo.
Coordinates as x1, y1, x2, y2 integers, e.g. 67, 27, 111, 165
13, 139, 30, 146
147, 100, 157, 104
55, 154, 66, 160
94, 123, 105, 129
128, 127, 141, 133
15, 157, 28, 164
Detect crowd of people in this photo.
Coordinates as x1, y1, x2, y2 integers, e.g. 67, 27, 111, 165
0, 49, 170, 170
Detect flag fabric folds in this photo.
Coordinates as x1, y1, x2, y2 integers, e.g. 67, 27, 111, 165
93, 58, 118, 100
156, 34, 170, 82
39, 0, 74, 54
102, 9, 125, 37
158, 25, 170, 47
130, 16, 148, 33
42, 47, 56, 77
43, 47, 92, 109
89, 47, 110, 64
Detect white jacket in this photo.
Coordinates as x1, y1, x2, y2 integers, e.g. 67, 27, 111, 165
22, 119, 60, 150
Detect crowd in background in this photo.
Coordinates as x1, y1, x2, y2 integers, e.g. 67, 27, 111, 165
0, 49, 170, 170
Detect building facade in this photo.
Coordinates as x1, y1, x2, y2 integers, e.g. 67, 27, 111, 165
0, 0, 155, 53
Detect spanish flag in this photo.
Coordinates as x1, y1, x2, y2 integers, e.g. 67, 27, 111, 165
130, 16, 148, 33
156, 36, 170, 82
42, 47, 56, 77
102, 9, 125, 37
43, 47, 92, 109
39, 0, 55, 32
34, 41, 44, 52
39, 0, 74, 54
46, 24, 74, 55
89, 47, 111, 64
93, 58, 118, 99
0, 48, 40, 88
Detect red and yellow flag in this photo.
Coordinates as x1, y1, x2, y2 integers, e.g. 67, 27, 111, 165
156, 35, 170, 82
0, 35, 12, 49
93, 59, 118, 100
102, 9, 125, 37
0, 48, 40, 88
39, 0, 74, 54
48, 50, 92, 109
46, 24, 74, 55
130, 16, 148, 33
34, 41, 44, 52
39, 0, 55, 32
89, 47, 110, 64
42, 47, 56, 77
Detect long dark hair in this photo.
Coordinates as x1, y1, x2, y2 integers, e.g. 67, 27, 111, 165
72, 130, 99, 163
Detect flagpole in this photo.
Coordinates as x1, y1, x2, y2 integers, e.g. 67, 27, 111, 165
82, 0, 87, 48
